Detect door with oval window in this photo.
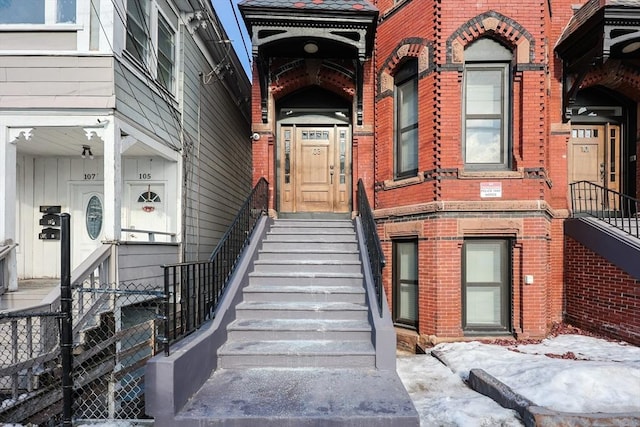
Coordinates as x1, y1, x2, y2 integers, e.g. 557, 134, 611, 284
71, 184, 104, 269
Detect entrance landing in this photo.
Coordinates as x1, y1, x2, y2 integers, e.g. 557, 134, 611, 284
175, 367, 417, 426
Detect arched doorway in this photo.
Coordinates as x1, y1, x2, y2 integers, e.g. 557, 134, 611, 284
568, 87, 637, 210
276, 87, 353, 214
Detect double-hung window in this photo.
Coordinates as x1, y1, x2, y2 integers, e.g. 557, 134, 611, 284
157, 14, 175, 92
125, 0, 176, 93
463, 38, 512, 169
0, 0, 76, 24
395, 59, 419, 179
393, 240, 418, 328
126, 0, 150, 65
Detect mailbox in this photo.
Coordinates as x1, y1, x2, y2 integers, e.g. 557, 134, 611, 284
39, 214, 61, 226
39, 227, 60, 240
39, 205, 62, 240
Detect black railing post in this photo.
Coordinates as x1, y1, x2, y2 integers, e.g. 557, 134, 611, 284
163, 266, 170, 356
60, 213, 73, 426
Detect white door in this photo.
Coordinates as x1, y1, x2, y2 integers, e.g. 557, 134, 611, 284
70, 184, 105, 270
124, 183, 167, 242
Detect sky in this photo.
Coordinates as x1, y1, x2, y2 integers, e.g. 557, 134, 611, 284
14, 333, 636, 427
211, 0, 253, 79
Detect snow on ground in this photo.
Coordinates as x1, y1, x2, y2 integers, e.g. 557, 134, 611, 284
397, 334, 640, 426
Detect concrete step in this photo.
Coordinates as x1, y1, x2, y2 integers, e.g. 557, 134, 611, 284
235, 301, 369, 320
226, 318, 372, 341
218, 339, 376, 368
253, 259, 362, 274
174, 368, 420, 427
248, 271, 364, 286
264, 233, 357, 243
257, 248, 361, 261
260, 240, 359, 251
268, 227, 356, 236
242, 284, 366, 303
271, 219, 354, 228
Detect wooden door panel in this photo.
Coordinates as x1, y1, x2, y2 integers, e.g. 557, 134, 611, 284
297, 130, 333, 212
569, 124, 621, 211
279, 125, 351, 213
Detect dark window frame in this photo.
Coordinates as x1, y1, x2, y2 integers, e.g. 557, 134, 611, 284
462, 38, 512, 170
462, 238, 512, 334
392, 239, 419, 329
394, 59, 419, 179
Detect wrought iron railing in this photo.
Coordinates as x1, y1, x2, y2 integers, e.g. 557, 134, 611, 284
357, 179, 386, 315
161, 178, 269, 355
570, 180, 640, 239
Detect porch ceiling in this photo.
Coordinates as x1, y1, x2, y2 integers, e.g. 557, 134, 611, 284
556, 0, 640, 120
14, 127, 162, 158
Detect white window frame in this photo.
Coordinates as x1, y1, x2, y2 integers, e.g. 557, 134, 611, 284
0, 0, 77, 25
124, 0, 177, 95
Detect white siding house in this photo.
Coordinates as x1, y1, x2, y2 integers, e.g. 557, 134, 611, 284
0, 0, 252, 294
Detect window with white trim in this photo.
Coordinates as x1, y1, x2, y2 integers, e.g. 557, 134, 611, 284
0, 0, 76, 24
125, 0, 176, 93
463, 38, 512, 169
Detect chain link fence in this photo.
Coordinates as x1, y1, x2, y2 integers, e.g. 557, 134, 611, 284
0, 310, 64, 425
0, 282, 165, 425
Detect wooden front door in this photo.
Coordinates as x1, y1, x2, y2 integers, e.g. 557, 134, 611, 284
569, 123, 621, 209
279, 126, 351, 213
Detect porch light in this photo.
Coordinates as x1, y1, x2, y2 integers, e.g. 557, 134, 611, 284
304, 41, 319, 54
81, 145, 94, 159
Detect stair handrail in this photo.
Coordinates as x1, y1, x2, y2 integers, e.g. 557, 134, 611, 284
161, 178, 268, 354
570, 180, 640, 239
357, 179, 386, 314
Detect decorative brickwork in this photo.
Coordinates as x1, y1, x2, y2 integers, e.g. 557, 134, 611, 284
446, 10, 535, 64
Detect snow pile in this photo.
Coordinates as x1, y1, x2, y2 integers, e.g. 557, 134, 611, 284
398, 334, 640, 426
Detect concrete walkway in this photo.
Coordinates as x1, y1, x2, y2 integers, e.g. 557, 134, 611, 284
175, 367, 419, 427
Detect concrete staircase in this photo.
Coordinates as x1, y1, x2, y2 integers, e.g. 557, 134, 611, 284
173, 218, 419, 426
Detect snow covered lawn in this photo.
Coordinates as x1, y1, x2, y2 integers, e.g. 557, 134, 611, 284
398, 334, 640, 426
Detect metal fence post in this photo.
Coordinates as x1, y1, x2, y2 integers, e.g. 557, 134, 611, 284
60, 213, 73, 426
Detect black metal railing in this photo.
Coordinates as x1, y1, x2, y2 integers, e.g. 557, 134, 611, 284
357, 179, 386, 315
161, 178, 269, 355
570, 180, 640, 239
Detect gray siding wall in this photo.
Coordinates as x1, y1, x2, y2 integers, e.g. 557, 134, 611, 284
118, 243, 180, 287
180, 29, 252, 262
0, 56, 115, 109
114, 62, 182, 151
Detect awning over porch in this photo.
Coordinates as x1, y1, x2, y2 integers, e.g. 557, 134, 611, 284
239, 0, 378, 124
556, 0, 640, 121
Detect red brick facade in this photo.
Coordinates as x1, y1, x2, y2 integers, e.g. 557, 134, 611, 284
244, 0, 640, 345
565, 237, 640, 346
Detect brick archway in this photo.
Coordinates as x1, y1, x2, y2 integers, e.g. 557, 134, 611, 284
580, 60, 640, 101
270, 59, 356, 103
377, 38, 431, 98
446, 11, 535, 64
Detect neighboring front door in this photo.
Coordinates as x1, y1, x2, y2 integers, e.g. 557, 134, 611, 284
279, 125, 351, 213
70, 184, 104, 269
569, 123, 621, 209
123, 183, 167, 241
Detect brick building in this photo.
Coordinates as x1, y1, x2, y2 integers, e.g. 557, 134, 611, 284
239, 0, 640, 346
